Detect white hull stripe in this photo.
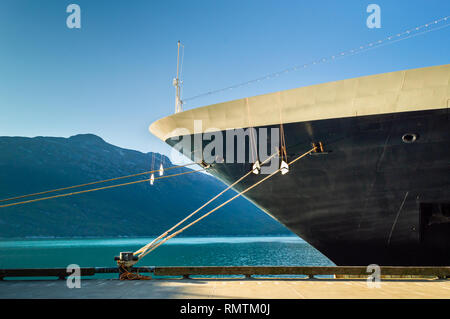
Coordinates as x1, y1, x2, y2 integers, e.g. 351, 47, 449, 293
150, 64, 450, 140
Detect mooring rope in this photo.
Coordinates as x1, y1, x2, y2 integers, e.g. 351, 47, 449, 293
0, 168, 207, 208
0, 162, 199, 204
134, 152, 280, 257
119, 265, 151, 280
135, 147, 316, 261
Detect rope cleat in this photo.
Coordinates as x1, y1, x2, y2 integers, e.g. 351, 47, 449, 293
114, 252, 139, 270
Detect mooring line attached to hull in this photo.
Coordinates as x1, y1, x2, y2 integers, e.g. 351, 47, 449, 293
134, 152, 280, 257
0, 162, 200, 204
133, 147, 316, 263
0, 168, 207, 209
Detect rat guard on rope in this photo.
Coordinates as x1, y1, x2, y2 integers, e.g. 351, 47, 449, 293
246, 98, 261, 175
159, 153, 164, 176
252, 160, 261, 175
277, 92, 289, 175
279, 123, 289, 175
150, 153, 155, 186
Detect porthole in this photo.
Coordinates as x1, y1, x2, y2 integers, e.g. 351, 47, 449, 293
402, 133, 418, 143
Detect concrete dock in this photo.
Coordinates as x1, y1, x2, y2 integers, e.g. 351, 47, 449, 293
1, 278, 449, 299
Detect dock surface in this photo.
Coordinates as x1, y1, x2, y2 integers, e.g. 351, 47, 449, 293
1, 278, 449, 299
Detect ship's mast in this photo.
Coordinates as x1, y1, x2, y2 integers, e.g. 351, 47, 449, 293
173, 41, 183, 113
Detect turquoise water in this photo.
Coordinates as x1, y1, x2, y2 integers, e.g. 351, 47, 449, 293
0, 236, 334, 278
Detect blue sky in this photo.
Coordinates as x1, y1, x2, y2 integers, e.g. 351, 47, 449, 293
0, 0, 449, 159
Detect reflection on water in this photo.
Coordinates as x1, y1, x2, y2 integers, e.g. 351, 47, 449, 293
0, 236, 306, 249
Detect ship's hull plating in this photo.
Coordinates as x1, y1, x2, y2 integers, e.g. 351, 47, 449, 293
167, 108, 450, 266
152, 65, 450, 265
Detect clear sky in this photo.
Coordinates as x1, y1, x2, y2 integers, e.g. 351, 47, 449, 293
1, 0, 449, 160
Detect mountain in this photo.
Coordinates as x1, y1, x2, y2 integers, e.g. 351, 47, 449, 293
0, 134, 291, 237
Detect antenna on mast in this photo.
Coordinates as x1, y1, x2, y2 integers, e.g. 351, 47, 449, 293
173, 41, 184, 113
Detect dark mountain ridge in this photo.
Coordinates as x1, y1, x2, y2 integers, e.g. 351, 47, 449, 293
0, 134, 290, 237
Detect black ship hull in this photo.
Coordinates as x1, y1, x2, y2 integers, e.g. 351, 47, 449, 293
152, 64, 450, 266
167, 108, 450, 266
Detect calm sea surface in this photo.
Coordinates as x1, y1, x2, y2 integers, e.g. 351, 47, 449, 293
0, 236, 334, 278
